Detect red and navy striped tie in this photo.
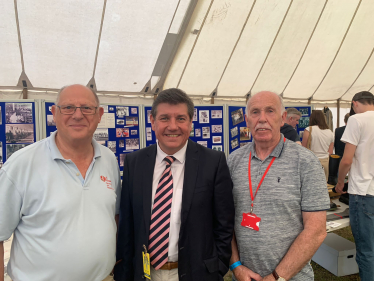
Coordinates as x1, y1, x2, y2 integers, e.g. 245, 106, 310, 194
148, 156, 176, 269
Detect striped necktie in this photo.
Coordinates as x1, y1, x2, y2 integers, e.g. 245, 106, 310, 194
148, 156, 176, 269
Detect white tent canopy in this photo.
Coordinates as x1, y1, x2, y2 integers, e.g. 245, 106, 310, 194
1, 0, 373, 102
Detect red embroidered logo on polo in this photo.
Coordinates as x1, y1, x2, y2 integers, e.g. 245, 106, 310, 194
100, 175, 113, 190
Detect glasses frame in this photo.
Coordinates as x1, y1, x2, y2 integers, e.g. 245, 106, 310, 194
57, 105, 98, 115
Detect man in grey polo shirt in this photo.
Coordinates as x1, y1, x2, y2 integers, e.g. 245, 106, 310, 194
0, 84, 121, 281
228, 91, 329, 281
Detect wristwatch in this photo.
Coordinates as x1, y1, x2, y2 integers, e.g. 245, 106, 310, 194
272, 270, 286, 281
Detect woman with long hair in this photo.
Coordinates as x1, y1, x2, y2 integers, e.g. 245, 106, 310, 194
302, 110, 334, 181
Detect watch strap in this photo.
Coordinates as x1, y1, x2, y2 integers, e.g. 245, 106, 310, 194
272, 270, 280, 280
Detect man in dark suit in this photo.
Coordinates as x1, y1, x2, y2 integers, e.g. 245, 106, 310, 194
114, 88, 235, 281
334, 113, 350, 157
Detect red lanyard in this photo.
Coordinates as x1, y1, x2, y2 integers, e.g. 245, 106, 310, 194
248, 137, 285, 213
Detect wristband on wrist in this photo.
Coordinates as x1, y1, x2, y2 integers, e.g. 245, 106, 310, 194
229, 261, 242, 271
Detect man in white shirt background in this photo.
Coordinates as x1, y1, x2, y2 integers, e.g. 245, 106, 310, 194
336, 91, 374, 281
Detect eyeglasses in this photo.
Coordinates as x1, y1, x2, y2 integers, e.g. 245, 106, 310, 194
57, 105, 98, 115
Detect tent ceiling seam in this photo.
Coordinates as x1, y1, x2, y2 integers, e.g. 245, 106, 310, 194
281, 0, 328, 95
176, 0, 215, 88
249, 0, 294, 93
310, 0, 362, 99
368, 84, 374, 92
14, 0, 25, 72
167, 0, 182, 34
92, 0, 107, 78
215, 0, 257, 91
340, 45, 374, 99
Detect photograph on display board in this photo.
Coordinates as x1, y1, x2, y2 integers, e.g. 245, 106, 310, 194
212, 125, 222, 133
97, 141, 106, 145
0, 142, 2, 162
146, 127, 152, 141
193, 108, 197, 121
131, 130, 137, 135
298, 117, 309, 129
116, 106, 129, 118
212, 145, 222, 151
116, 128, 129, 138
47, 115, 56, 126
199, 110, 209, 123
231, 127, 238, 138
48, 106, 52, 112
197, 141, 207, 147
240, 142, 249, 148
211, 110, 222, 119
126, 116, 138, 126
240, 127, 251, 141
231, 108, 244, 126
202, 127, 210, 139
299, 108, 309, 116
190, 123, 194, 137
117, 119, 125, 125
5, 124, 34, 143
195, 128, 201, 137
119, 154, 125, 167
212, 136, 222, 144
147, 110, 151, 123
109, 107, 114, 112
5, 103, 33, 124
126, 139, 139, 150
93, 129, 109, 142
6, 144, 30, 160
119, 139, 124, 148
131, 108, 137, 114
107, 141, 116, 153
231, 139, 239, 150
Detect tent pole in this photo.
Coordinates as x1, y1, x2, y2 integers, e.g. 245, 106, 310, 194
337, 99, 340, 128
22, 88, 28, 99
210, 97, 214, 104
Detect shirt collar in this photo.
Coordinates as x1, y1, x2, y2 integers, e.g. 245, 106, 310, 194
250, 133, 286, 160
49, 130, 101, 160
156, 140, 188, 164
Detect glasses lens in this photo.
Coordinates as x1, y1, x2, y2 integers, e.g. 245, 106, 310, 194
81, 106, 95, 114
61, 106, 76, 114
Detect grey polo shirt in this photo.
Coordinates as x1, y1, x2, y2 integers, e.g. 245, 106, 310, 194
228, 135, 329, 280
0, 131, 121, 281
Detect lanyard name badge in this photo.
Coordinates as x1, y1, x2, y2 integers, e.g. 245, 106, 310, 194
241, 138, 285, 231
142, 245, 151, 280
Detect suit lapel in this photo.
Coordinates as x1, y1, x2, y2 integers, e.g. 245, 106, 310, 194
143, 144, 157, 240
181, 140, 199, 225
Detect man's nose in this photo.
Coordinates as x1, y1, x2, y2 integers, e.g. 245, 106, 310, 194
72, 107, 84, 119
167, 118, 178, 130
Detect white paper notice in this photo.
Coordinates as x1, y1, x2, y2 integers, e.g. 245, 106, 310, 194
98, 113, 115, 128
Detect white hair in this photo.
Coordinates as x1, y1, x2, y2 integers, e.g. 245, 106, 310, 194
245, 91, 285, 116
55, 84, 100, 106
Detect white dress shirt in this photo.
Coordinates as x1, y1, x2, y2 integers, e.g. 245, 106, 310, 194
151, 141, 188, 262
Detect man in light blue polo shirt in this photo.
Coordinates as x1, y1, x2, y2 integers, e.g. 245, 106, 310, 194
0, 85, 121, 281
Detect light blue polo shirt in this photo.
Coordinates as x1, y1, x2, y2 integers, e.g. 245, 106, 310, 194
0, 131, 121, 281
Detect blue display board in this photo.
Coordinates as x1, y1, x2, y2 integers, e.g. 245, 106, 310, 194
44, 102, 140, 174
0, 101, 37, 164
286, 106, 312, 141
228, 106, 251, 154
144, 105, 225, 152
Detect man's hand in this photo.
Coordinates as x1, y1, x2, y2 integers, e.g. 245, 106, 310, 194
335, 182, 347, 194
232, 265, 262, 281
263, 274, 276, 281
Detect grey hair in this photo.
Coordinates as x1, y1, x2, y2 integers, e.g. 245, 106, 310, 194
286, 108, 301, 119
55, 84, 100, 106
151, 88, 194, 120
245, 91, 285, 116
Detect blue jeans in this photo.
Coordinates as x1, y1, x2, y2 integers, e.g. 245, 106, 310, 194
350, 194, 374, 281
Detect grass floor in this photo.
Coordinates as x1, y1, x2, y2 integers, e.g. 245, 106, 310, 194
224, 226, 360, 281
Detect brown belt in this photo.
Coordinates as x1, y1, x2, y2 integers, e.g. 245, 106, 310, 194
159, 261, 178, 270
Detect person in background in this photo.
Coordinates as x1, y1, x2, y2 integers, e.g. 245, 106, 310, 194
334, 113, 350, 157
0, 85, 121, 281
114, 88, 234, 281
228, 91, 329, 281
302, 110, 334, 181
280, 107, 301, 144
336, 91, 374, 281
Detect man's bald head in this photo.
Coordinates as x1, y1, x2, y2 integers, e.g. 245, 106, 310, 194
246, 91, 285, 116
56, 84, 100, 106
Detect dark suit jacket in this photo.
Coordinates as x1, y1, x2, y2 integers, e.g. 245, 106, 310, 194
334, 126, 346, 157
114, 140, 235, 281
